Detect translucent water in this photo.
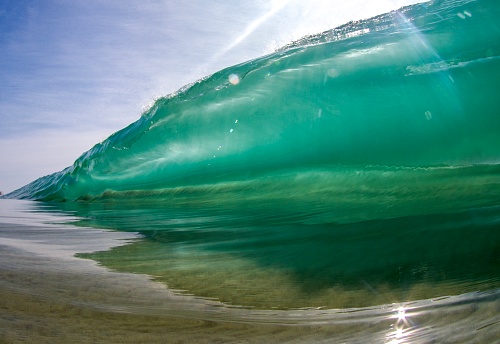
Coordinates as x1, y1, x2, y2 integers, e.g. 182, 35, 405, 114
0, 199, 498, 343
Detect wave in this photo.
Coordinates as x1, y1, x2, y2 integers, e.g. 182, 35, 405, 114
7, 0, 500, 203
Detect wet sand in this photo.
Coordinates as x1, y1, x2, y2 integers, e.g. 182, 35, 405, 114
1, 226, 499, 343
0, 200, 498, 343
0, 224, 367, 343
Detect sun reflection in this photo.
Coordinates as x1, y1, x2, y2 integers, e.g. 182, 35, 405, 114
397, 306, 406, 321
386, 305, 415, 344
228, 73, 240, 85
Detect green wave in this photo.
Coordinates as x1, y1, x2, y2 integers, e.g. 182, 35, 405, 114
8, 0, 500, 203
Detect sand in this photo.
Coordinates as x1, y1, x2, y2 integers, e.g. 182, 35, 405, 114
0, 200, 498, 343
0, 221, 371, 343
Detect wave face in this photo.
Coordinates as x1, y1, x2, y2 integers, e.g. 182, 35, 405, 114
8, 0, 500, 202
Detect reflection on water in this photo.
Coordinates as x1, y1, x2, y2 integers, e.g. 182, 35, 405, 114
55, 183, 499, 310
0, 198, 499, 342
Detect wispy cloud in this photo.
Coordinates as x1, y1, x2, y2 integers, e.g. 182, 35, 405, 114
210, 0, 290, 61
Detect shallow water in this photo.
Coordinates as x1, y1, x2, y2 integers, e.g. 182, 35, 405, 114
0, 199, 499, 343
31, 163, 496, 311
73, 196, 499, 310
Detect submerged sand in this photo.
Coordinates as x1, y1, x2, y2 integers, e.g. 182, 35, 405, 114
0, 200, 498, 343
0, 223, 369, 343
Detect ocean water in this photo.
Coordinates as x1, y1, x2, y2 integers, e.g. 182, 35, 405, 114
3, 0, 500, 341
0, 199, 499, 343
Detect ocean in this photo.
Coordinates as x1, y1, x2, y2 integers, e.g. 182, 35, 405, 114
1, 0, 499, 342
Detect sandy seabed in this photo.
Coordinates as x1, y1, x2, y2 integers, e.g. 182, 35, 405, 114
0, 223, 372, 343
0, 200, 498, 343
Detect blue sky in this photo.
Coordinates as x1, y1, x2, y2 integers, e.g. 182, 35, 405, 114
0, 0, 421, 193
